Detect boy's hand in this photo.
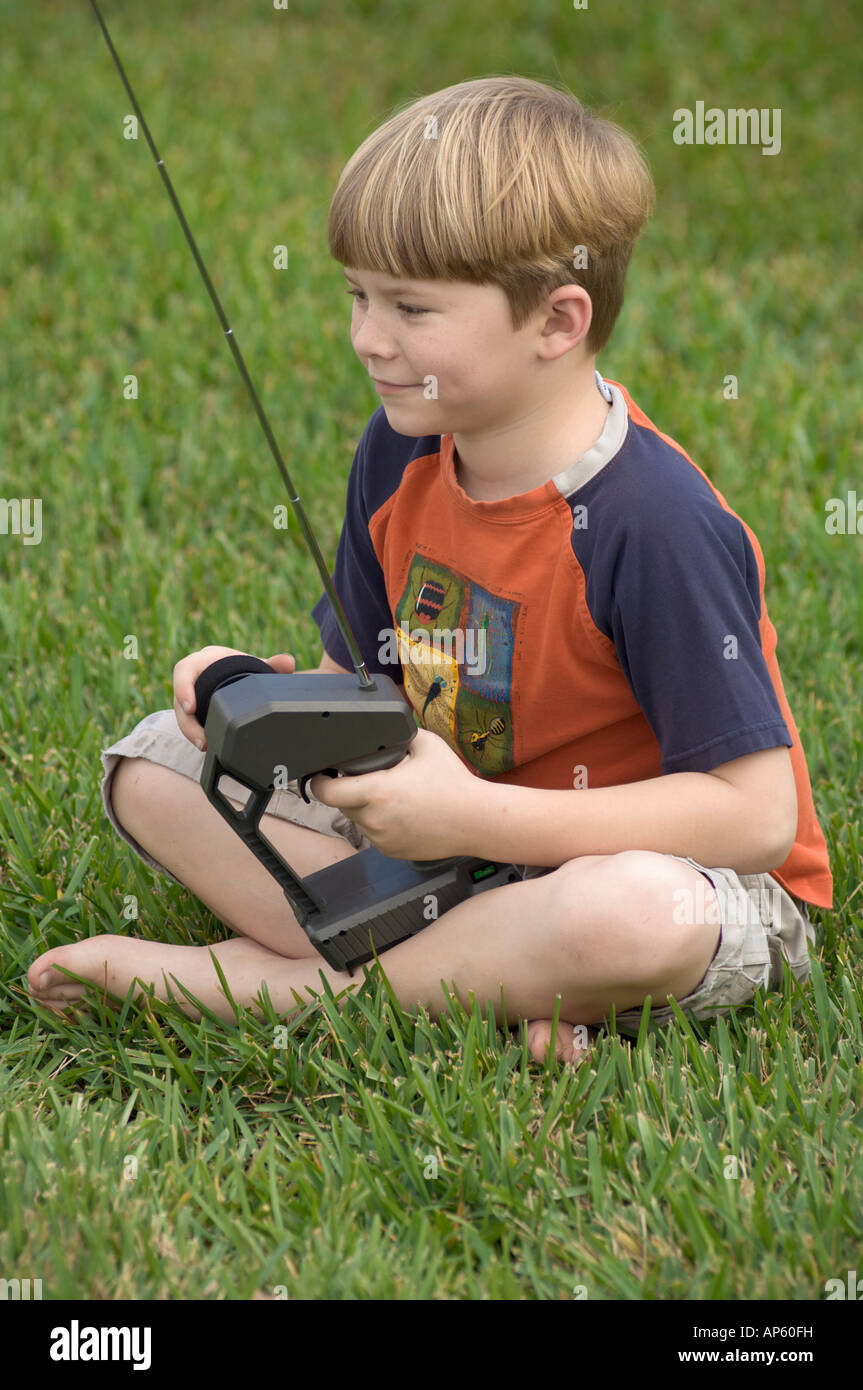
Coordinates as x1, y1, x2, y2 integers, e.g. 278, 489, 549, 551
173, 645, 296, 749
308, 728, 479, 861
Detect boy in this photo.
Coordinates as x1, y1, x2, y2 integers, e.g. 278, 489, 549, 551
28, 76, 832, 1066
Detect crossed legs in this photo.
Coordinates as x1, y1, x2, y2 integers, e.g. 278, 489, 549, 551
27, 758, 721, 1063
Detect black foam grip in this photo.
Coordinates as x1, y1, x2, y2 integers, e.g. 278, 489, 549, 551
193, 653, 276, 726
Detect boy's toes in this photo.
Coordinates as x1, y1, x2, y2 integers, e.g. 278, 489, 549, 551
27, 947, 97, 1002
527, 1018, 599, 1065
27, 955, 66, 995
29, 965, 66, 995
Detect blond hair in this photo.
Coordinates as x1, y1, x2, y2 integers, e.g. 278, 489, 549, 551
327, 75, 654, 353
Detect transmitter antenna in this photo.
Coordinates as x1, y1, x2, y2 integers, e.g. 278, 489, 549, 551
89, 0, 374, 689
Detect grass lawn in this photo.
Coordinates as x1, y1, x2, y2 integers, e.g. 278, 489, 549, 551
1, 0, 861, 1302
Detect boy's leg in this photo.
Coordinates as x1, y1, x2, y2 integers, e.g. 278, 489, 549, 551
99, 753, 622, 1058
611, 858, 815, 1037
31, 799, 722, 1032
109, 756, 720, 1019
109, 755, 359, 959
28, 707, 723, 1031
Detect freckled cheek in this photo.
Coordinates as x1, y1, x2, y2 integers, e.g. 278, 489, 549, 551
438, 354, 489, 396
453, 329, 503, 381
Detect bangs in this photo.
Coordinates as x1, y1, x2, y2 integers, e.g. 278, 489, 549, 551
327, 76, 654, 350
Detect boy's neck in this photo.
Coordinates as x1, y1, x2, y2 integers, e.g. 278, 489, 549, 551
452, 363, 612, 502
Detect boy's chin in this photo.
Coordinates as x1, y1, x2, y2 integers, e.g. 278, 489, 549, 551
379, 402, 438, 436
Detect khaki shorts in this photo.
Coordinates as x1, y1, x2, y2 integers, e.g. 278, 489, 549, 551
100, 707, 817, 1035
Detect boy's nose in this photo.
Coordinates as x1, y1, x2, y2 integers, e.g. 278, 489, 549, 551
351, 313, 396, 362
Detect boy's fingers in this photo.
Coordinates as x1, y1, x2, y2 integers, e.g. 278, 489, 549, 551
173, 671, 207, 742
177, 704, 203, 733
173, 683, 197, 720
172, 650, 294, 748
173, 702, 206, 747
172, 663, 198, 715
307, 772, 334, 804
307, 771, 366, 808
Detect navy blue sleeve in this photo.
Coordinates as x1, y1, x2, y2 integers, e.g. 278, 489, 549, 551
578, 444, 792, 775
310, 412, 402, 681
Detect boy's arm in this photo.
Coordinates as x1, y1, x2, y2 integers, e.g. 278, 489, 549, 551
456, 744, 799, 877
301, 654, 799, 873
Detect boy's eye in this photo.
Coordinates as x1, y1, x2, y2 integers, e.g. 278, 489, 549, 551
345, 288, 427, 316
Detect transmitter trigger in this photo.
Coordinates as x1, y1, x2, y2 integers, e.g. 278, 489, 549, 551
299, 769, 338, 804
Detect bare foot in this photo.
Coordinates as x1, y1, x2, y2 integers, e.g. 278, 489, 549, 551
526, 1018, 599, 1066
27, 938, 602, 1063
27, 934, 343, 1023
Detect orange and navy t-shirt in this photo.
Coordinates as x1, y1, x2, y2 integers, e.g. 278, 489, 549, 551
311, 372, 833, 909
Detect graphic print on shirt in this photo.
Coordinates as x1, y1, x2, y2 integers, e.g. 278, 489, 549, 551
394, 553, 517, 775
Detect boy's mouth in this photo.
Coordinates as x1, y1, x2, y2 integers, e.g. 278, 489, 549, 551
373, 378, 418, 392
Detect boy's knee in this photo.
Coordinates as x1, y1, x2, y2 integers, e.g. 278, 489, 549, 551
112, 755, 248, 836
547, 850, 648, 921
110, 756, 142, 825
111, 756, 178, 832
547, 850, 720, 993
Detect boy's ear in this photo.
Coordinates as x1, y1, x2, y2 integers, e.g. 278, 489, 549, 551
537, 283, 594, 358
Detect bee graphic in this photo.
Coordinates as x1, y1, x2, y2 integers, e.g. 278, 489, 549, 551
466, 714, 506, 755
413, 569, 453, 626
